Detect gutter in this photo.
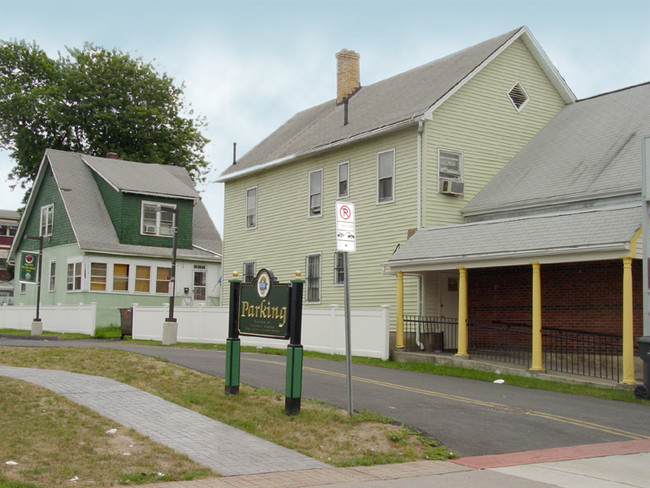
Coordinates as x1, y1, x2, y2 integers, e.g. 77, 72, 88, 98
217, 118, 421, 182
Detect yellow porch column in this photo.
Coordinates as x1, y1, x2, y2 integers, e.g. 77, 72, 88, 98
530, 262, 544, 371
456, 267, 469, 357
621, 257, 635, 384
396, 271, 405, 349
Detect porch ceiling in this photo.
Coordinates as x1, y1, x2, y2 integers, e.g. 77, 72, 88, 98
386, 204, 642, 272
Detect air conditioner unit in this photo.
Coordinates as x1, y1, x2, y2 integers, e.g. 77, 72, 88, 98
440, 178, 464, 196
143, 225, 157, 234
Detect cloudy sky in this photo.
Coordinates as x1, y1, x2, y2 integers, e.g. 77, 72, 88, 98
1, 0, 649, 234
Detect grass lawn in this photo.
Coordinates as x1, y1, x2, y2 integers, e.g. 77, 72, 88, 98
0, 345, 453, 487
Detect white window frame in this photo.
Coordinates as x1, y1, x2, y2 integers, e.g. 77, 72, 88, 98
306, 253, 321, 303
246, 187, 257, 229
155, 266, 171, 294
112, 263, 130, 292
40, 204, 54, 237
66, 260, 82, 292
135, 265, 152, 294
141, 201, 176, 237
48, 260, 56, 292
508, 81, 530, 112
438, 148, 463, 181
377, 149, 395, 204
89, 262, 108, 292
337, 161, 349, 198
308, 169, 323, 217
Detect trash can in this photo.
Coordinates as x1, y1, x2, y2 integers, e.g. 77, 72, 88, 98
118, 307, 133, 339
634, 336, 650, 400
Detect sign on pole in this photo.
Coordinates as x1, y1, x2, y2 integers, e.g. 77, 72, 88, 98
19, 251, 39, 284
336, 201, 356, 252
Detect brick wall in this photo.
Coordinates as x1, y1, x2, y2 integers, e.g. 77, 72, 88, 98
468, 260, 642, 337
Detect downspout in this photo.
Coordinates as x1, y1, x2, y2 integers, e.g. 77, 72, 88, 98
415, 119, 424, 349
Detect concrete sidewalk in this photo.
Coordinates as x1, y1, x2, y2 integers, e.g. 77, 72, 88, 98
1, 365, 649, 487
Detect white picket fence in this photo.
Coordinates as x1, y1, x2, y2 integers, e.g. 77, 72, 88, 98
0, 302, 390, 360
0, 303, 97, 335
133, 304, 390, 360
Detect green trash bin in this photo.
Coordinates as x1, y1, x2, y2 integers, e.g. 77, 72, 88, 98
118, 307, 133, 339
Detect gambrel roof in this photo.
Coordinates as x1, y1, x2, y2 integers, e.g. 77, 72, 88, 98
219, 26, 574, 181
10, 149, 221, 261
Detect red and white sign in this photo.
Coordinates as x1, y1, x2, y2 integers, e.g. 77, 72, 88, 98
336, 201, 356, 252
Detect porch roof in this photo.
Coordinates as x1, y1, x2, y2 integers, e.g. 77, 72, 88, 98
386, 204, 642, 272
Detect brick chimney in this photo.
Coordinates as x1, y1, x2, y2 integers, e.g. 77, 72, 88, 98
336, 49, 360, 104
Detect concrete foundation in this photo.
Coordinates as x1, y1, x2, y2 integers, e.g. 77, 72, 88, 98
162, 319, 178, 345
31, 319, 43, 336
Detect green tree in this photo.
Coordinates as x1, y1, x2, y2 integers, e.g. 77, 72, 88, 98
0, 40, 209, 192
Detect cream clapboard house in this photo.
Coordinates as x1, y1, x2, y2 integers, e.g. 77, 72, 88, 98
218, 27, 574, 323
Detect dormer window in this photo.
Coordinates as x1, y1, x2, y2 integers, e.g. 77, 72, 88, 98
141, 202, 176, 236
508, 82, 529, 111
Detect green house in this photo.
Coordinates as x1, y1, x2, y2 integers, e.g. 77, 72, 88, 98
217, 26, 573, 328
9, 149, 222, 326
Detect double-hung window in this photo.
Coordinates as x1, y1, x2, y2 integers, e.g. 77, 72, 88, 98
48, 261, 56, 292
113, 264, 129, 291
306, 253, 321, 303
67, 262, 82, 291
309, 170, 322, 216
90, 263, 107, 291
141, 202, 176, 236
338, 162, 349, 198
246, 187, 257, 229
40, 204, 54, 237
334, 251, 345, 285
243, 261, 255, 283
156, 267, 171, 294
439, 150, 462, 180
135, 266, 151, 292
377, 150, 395, 203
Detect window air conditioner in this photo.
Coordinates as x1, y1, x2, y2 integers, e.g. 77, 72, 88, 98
439, 178, 464, 196
144, 225, 157, 234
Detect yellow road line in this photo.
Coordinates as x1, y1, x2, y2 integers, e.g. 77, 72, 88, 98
241, 355, 650, 440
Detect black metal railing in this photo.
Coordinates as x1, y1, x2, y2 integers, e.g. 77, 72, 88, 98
403, 317, 623, 381
403, 315, 458, 352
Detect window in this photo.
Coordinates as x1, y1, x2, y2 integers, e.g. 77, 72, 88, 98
309, 169, 322, 216
90, 263, 107, 291
135, 266, 151, 292
67, 262, 82, 291
508, 82, 529, 111
306, 254, 321, 303
243, 261, 255, 283
246, 187, 257, 229
338, 162, 349, 198
193, 265, 207, 301
156, 267, 171, 294
377, 150, 394, 203
334, 252, 345, 285
141, 202, 176, 236
20, 282, 26, 294
48, 261, 56, 292
40, 204, 54, 237
113, 264, 129, 291
439, 150, 462, 180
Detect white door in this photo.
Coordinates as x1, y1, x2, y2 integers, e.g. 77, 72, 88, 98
438, 271, 458, 318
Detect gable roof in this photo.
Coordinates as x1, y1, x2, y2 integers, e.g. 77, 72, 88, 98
387, 204, 641, 271
10, 149, 221, 261
219, 26, 574, 181
463, 82, 650, 218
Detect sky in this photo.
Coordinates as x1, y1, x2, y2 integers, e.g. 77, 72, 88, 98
1, 0, 649, 235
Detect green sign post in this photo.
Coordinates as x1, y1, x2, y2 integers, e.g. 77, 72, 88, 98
225, 268, 305, 415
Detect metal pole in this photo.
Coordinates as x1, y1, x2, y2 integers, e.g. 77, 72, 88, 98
35, 236, 43, 321
168, 208, 178, 321
344, 251, 353, 416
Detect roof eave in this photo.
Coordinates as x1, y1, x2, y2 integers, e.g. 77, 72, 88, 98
217, 118, 421, 182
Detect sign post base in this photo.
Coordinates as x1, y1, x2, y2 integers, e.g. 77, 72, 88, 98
162, 319, 178, 345
31, 319, 43, 336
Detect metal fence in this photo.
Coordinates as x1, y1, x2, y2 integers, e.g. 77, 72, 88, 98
402, 316, 623, 381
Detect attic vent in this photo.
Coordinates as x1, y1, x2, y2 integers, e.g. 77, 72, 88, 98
508, 82, 529, 111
